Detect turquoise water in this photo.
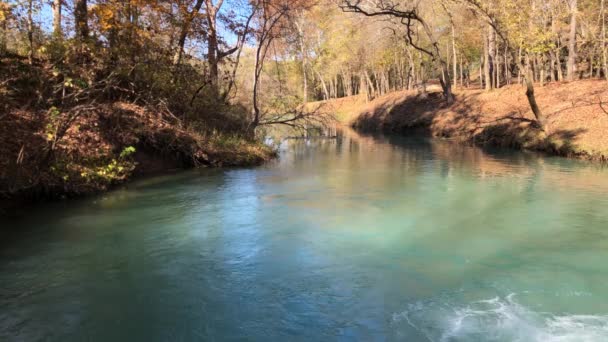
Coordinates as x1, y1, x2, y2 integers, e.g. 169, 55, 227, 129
2, 131, 608, 341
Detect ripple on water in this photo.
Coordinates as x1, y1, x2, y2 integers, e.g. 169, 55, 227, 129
392, 294, 608, 342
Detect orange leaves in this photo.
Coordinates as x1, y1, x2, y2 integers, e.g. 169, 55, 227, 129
0, 2, 12, 22
91, 3, 117, 32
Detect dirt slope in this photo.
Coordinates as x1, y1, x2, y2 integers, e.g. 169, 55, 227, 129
322, 80, 608, 160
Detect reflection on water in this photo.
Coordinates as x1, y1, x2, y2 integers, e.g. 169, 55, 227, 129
1, 129, 608, 341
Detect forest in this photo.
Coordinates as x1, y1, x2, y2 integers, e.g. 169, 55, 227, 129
1, 0, 607, 202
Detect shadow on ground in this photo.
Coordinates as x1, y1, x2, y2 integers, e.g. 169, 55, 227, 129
351, 90, 593, 160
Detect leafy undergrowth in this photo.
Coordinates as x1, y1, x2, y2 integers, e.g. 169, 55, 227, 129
325, 80, 608, 161
0, 102, 274, 201
0, 57, 274, 207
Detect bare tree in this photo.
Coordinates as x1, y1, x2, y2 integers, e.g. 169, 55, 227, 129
339, 0, 454, 104
250, 0, 286, 130
248, 0, 332, 135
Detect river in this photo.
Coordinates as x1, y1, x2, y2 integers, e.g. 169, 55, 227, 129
2, 130, 608, 341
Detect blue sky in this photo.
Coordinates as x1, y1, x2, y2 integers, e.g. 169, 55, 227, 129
30, 0, 244, 50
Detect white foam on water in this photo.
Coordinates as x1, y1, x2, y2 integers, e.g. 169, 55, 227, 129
393, 294, 608, 342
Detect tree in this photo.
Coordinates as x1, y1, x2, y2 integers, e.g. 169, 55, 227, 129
0, 2, 9, 54
51, 0, 61, 39
204, 0, 230, 94
248, 0, 329, 134
457, 0, 547, 131
26, 0, 34, 63
339, 0, 454, 104
173, 0, 204, 66
74, 0, 88, 42
566, 0, 577, 81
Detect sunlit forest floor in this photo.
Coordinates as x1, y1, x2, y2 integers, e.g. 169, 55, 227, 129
315, 79, 608, 161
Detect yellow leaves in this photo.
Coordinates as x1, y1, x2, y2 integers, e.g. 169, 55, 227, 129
91, 3, 117, 32
63, 78, 74, 88
78, 156, 135, 183
0, 2, 10, 22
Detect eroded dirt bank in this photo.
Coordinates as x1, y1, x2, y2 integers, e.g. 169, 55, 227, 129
314, 80, 608, 161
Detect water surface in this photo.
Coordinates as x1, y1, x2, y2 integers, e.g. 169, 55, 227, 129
2, 131, 608, 341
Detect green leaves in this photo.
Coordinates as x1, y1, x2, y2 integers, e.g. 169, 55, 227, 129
119, 146, 136, 159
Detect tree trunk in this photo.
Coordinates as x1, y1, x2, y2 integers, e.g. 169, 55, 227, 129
452, 21, 458, 87
517, 47, 522, 84
173, 0, 204, 66
603, 0, 608, 80
504, 45, 510, 85
487, 24, 496, 89
74, 0, 88, 42
541, 55, 546, 86
523, 55, 547, 131
460, 56, 464, 87
295, 17, 308, 103
588, 50, 595, 78
346, 70, 354, 96
406, 47, 414, 90
52, 0, 62, 39
484, 31, 491, 90
27, 0, 34, 64
302, 60, 308, 103
205, 0, 223, 94
418, 18, 453, 103
333, 76, 339, 98
0, 16, 6, 55
495, 42, 500, 87
567, 0, 577, 81
479, 56, 484, 89
365, 71, 375, 100
315, 70, 329, 100
550, 51, 556, 82
208, 23, 219, 91
252, 40, 262, 130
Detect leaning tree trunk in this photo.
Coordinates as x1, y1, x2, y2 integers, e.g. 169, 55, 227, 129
523, 55, 547, 131
314, 69, 329, 100
173, 0, 204, 66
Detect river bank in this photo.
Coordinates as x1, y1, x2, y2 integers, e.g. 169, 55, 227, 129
315, 79, 608, 161
0, 57, 275, 215
0, 101, 274, 214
